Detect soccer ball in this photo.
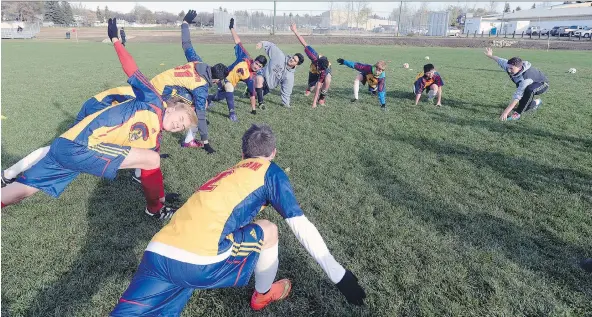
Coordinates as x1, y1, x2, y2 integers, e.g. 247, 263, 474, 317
425, 56, 430, 60
568, 68, 577, 74
403, 63, 409, 69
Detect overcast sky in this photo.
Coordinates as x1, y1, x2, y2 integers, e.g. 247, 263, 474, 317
78, 2, 563, 15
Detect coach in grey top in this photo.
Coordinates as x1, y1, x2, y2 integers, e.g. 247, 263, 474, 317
485, 47, 549, 121
253, 41, 304, 108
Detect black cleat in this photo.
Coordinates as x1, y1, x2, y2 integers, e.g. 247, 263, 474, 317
1, 171, 16, 188
258, 102, 266, 110
251, 109, 257, 115
145, 205, 178, 220
350, 98, 358, 103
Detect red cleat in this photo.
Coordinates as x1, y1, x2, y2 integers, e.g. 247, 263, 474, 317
250, 279, 292, 311
181, 140, 204, 148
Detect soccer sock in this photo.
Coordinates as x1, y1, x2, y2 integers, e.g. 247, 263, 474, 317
135, 168, 142, 178
184, 127, 198, 143
225, 92, 235, 113
353, 79, 360, 99
1, 202, 6, 208
254, 242, 279, 294
141, 168, 165, 213
319, 90, 327, 100
256, 88, 264, 104
4, 146, 51, 179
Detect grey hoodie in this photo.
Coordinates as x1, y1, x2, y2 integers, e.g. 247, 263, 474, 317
260, 41, 296, 106
496, 58, 548, 100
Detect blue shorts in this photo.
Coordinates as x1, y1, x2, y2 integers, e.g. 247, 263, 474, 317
17, 137, 129, 198
111, 223, 264, 316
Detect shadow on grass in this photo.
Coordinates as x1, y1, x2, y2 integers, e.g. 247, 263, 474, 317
428, 111, 592, 153
359, 150, 592, 309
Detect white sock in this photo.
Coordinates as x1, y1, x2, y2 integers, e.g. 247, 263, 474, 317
535, 99, 541, 106
254, 242, 279, 294
353, 80, 360, 99
135, 168, 141, 178
4, 146, 50, 179
184, 128, 198, 143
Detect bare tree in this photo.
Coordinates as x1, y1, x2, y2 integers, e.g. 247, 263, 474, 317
488, 1, 499, 13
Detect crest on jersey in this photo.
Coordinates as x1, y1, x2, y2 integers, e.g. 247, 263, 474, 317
250, 229, 257, 239
129, 122, 149, 142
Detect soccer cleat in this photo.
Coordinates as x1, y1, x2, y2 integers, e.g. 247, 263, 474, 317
229, 112, 239, 122
581, 258, 592, 273
258, 102, 266, 110
145, 205, 178, 220
506, 112, 521, 121
251, 110, 257, 115
1, 171, 16, 188
304, 90, 311, 96
532, 99, 543, 111
350, 98, 358, 103
381, 104, 387, 111
250, 279, 292, 311
132, 174, 141, 184
181, 140, 204, 148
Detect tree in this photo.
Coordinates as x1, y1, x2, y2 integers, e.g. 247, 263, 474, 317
62, 1, 74, 25
488, 1, 499, 14
504, 2, 511, 13
104, 5, 109, 19
516, 6, 522, 11
354, 2, 370, 29
96, 5, 102, 22
531, 3, 537, 9
178, 10, 185, 19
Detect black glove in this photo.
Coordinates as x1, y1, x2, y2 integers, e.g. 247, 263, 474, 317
229, 18, 234, 30
159, 153, 170, 159
203, 143, 216, 154
107, 18, 119, 42
184, 10, 197, 24
164, 193, 181, 202
337, 58, 344, 65
335, 270, 366, 306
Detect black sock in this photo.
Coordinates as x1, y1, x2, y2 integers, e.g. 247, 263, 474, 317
256, 88, 264, 104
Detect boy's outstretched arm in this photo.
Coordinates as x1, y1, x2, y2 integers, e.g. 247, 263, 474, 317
485, 47, 510, 71
181, 10, 203, 63
290, 22, 308, 47
229, 18, 241, 45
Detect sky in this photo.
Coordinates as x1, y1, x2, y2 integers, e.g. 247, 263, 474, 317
78, 2, 564, 15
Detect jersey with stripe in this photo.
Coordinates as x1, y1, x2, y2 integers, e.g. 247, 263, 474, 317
61, 71, 164, 152
413, 71, 444, 94
305, 45, 331, 77
342, 59, 386, 104
150, 61, 209, 110
225, 43, 256, 94
151, 158, 304, 257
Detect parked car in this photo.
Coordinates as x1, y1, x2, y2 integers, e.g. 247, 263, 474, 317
447, 27, 461, 36
525, 26, 549, 35
560, 25, 587, 36
574, 27, 592, 38
372, 27, 385, 33
550, 26, 566, 36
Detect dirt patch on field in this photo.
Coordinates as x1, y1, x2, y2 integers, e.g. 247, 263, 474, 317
36, 27, 592, 50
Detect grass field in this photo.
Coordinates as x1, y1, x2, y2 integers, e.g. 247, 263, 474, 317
1, 40, 592, 317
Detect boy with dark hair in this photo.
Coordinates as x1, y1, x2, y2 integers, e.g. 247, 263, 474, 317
253, 39, 304, 109
290, 23, 332, 108
111, 124, 366, 316
1, 19, 193, 220
413, 63, 444, 106
485, 47, 549, 121
336, 57, 387, 110
208, 18, 267, 121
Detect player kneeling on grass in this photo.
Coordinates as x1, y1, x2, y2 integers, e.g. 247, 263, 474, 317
0, 19, 194, 220
484, 47, 549, 121
208, 18, 267, 121
290, 23, 331, 108
110, 124, 366, 316
337, 57, 387, 111
413, 63, 444, 106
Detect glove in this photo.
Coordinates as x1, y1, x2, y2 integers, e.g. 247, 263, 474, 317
335, 270, 366, 306
107, 18, 119, 42
184, 10, 197, 24
229, 18, 234, 30
159, 153, 170, 159
203, 143, 216, 154
337, 58, 344, 65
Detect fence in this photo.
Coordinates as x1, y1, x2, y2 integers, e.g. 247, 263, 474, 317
1, 22, 41, 39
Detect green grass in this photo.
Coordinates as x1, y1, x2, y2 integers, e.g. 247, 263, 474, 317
1, 40, 592, 317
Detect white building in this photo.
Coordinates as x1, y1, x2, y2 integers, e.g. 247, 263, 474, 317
320, 10, 395, 31
464, 2, 592, 34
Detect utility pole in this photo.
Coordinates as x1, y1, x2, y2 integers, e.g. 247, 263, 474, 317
272, 1, 276, 35
396, 1, 402, 36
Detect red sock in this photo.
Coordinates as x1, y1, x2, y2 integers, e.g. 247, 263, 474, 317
141, 168, 164, 213
1, 202, 6, 208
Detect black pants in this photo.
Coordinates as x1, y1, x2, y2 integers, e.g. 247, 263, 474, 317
516, 82, 548, 113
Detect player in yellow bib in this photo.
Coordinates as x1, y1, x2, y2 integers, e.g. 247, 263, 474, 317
111, 124, 367, 315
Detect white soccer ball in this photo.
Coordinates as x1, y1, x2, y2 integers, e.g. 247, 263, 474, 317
568, 68, 577, 74
403, 63, 409, 69
425, 56, 430, 60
